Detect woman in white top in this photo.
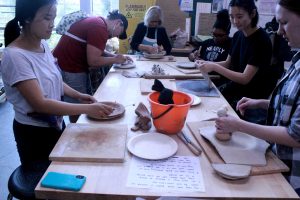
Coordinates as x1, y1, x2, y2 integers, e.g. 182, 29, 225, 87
0, 0, 112, 167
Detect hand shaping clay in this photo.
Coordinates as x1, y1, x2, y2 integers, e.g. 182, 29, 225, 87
215, 106, 232, 141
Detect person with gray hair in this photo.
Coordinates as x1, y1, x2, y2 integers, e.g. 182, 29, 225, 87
130, 6, 172, 55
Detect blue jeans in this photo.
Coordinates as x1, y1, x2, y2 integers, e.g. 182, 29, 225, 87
61, 71, 92, 103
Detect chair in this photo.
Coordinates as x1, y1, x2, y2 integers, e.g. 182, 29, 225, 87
7, 161, 49, 200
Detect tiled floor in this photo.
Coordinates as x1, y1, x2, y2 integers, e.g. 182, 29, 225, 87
0, 100, 20, 200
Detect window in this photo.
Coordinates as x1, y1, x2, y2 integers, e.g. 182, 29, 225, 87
0, 0, 119, 49
47, 0, 80, 48
92, 0, 120, 52
0, 0, 15, 47
92, 0, 119, 16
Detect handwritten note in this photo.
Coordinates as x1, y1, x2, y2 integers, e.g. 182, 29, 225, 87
127, 156, 205, 192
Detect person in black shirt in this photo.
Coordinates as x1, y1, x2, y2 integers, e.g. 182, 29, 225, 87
130, 6, 172, 55
196, 0, 278, 124
190, 9, 232, 86
189, 9, 231, 63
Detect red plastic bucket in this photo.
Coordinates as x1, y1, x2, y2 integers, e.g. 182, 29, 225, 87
148, 91, 192, 135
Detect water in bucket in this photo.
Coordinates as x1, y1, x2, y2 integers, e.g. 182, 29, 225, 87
148, 91, 192, 135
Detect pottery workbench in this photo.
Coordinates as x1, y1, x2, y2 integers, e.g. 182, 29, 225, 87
35, 56, 298, 200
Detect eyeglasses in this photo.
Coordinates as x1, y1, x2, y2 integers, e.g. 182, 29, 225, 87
211, 32, 227, 38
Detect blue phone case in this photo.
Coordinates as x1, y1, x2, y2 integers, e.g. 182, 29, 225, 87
41, 172, 86, 191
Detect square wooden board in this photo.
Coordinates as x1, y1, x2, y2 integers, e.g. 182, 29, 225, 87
50, 123, 128, 163
187, 121, 289, 175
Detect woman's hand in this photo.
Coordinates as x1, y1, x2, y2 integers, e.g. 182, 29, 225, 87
215, 115, 241, 133
157, 45, 164, 53
78, 93, 97, 104
114, 54, 127, 64
124, 56, 133, 63
147, 45, 159, 54
195, 60, 215, 73
87, 102, 114, 119
188, 52, 196, 61
188, 50, 201, 62
236, 97, 261, 116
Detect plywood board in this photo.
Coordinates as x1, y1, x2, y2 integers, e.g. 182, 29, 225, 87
187, 121, 289, 175
199, 125, 270, 166
50, 123, 128, 163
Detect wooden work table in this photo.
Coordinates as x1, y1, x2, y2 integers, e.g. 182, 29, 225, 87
35, 56, 298, 199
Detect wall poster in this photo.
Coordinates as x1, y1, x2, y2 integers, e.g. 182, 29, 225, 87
119, 0, 156, 54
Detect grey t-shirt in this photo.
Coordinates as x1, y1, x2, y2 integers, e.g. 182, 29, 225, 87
0, 40, 63, 127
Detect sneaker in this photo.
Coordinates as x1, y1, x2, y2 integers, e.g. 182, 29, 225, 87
0, 87, 6, 103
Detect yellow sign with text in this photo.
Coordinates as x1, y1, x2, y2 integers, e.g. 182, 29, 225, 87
119, 0, 156, 54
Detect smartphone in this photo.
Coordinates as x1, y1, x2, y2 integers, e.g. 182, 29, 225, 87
41, 172, 86, 191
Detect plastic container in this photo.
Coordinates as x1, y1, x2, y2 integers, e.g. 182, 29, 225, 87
148, 91, 192, 135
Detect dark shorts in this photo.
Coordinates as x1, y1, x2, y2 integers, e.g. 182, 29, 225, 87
13, 119, 64, 167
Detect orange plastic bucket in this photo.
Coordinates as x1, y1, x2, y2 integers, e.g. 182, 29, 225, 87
148, 91, 192, 135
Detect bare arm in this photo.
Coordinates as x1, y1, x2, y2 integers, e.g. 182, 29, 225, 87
197, 57, 258, 85
214, 64, 258, 85
236, 97, 270, 115
16, 79, 112, 116
215, 55, 231, 68
86, 44, 127, 67
138, 44, 158, 54
63, 82, 81, 100
196, 55, 231, 69
63, 83, 96, 104
216, 116, 300, 148
103, 50, 115, 57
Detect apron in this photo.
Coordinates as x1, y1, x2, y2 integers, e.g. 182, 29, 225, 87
136, 28, 158, 55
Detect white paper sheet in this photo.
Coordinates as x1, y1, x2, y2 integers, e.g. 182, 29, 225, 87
127, 156, 205, 192
180, 0, 193, 12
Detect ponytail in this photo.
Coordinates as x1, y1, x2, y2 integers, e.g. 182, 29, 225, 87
4, 18, 21, 47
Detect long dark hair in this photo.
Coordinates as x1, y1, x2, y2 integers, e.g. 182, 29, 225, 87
4, 0, 57, 46
214, 9, 231, 34
229, 0, 259, 28
278, 0, 300, 16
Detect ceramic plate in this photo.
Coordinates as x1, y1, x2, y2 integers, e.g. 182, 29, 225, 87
199, 126, 270, 166
87, 101, 125, 120
188, 93, 201, 106
143, 51, 166, 59
176, 61, 196, 69
127, 133, 178, 160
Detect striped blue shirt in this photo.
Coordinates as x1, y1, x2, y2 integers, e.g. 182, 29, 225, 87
268, 51, 300, 191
